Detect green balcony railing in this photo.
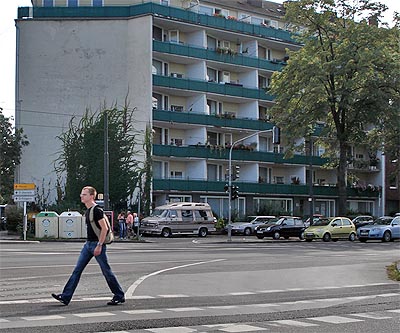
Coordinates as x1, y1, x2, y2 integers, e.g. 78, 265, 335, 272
18, 3, 298, 44
153, 109, 274, 131
153, 144, 327, 166
153, 40, 284, 72
153, 179, 379, 198
153, 75, 274, 101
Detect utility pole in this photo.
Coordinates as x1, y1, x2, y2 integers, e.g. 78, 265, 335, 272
104, 111, 110, 210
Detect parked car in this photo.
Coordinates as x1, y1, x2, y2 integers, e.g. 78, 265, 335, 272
357, 216, 400, 242
255, 216, 306, 240
225, 216, 275, 236
351, 215, 374, 229
304, 217, 356, 242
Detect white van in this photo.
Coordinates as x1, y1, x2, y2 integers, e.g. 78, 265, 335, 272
140, 202, 216, 237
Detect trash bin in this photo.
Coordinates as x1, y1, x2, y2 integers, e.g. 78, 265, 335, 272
35, 211, 59, 238
59, 211, 82, 239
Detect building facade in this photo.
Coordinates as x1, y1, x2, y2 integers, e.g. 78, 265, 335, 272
16, 0, 389, 218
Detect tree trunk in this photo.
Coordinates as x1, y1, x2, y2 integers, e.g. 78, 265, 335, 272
337, 140, 348, 215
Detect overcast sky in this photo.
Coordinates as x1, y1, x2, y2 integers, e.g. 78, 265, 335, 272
0, 0, 398, 121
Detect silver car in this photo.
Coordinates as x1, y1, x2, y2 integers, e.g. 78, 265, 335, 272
226, 216, 275, 236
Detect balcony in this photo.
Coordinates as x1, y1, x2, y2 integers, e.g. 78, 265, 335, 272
153, 144, 327, 166
153, 109, 274, 131
153, 75, 274, 101
153, 40, 284, 72
19, 3, 297, 45
153, 179, 379, 198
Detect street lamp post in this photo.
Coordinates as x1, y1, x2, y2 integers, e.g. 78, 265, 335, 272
104, 111, 110, 210
227, 129, 274, 242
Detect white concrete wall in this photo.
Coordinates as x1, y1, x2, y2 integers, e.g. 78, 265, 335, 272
186, 127, 206, 145
15, 15, 152, 202
186, 160, 206, 180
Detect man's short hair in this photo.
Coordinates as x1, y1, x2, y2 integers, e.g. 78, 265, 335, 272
83, 186, 97, 198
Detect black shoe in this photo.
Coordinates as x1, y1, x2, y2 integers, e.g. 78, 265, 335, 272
107, 296, 125, 305
51, 293, 69, 305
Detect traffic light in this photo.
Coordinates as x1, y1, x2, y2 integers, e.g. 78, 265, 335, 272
233, 165, 240, 180
224, 184, 229, 193
231, 185, 239, 200
272, 125, 280, 144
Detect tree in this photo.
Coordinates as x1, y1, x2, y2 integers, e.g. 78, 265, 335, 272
269, 0, 400, 215
55, 104, 142, 209
0, 110, 29, 204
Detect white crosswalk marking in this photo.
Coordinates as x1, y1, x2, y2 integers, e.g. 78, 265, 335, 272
22, 315, 65, 321
122, 309, 162, 315
309, 315, 364, 324
167, 307, 204, 312
387, 309, 400, 313
74, 312, 115, 318
146, 328, 197, 333
350, 312, 392, 319
272, 319, 319, 327
205, 324, 264, 332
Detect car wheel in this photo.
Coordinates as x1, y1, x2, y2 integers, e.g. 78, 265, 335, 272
299, 232, 304, 240
322, 233, 331, 242
349, 233, 356, 241
244, 227, 252, 236
256, 235, 264, 239
359, 238, 367, 243
382, 231, 391, 242
161, 228, 172, 238
198, 227, 208, 237
273, 231, 280, 240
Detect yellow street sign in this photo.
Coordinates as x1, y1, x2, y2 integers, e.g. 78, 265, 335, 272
14, 183, 36, 190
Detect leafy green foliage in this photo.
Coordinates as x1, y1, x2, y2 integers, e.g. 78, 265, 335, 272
269, 0, 400, 214
55, 105, 141, 210
0, 111, 29, 204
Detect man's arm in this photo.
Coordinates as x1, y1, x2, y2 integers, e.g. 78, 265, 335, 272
94, 218, 108, 256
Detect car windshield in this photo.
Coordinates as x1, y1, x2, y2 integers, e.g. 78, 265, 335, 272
150, 209, 164, 217
311, 218, 331, 226
373, 217, 391, 225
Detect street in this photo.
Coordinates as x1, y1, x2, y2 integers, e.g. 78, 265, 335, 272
0, 236, 399, 332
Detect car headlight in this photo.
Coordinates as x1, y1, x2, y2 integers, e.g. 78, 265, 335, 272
266, 227, 271, 231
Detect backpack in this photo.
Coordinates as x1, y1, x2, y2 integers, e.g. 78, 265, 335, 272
88, 205, 114, 244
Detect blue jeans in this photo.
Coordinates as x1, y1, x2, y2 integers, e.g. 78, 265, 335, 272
119, 221, 126, 238
61, 241, 124, 303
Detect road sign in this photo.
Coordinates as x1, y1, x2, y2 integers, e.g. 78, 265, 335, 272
14, 190, 36, 196
13, 196, 36, 202
14, 183, 36, 190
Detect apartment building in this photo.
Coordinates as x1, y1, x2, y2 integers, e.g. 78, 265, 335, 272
16, 0, 386, 218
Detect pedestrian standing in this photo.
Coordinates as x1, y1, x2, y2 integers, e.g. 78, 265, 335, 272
117, 211, 127, 239
126, 211, 133, 238
52, 186, 125, 306
133, 213, 139, 235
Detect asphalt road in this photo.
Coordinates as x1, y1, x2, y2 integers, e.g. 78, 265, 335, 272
0, 235, 399, 332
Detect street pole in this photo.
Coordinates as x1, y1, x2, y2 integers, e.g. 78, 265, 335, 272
104, 111, 110, 211
308, 137, 314, 222
227, 129, 272, 242
136, 187, 141, 241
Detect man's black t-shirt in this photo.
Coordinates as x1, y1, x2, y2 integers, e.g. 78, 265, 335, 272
85, 205, 104, 241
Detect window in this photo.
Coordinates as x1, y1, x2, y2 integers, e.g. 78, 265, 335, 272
207, 35, 217, 50
152, 93, 162, 109
152, 60, 162, 75
182, 210, 193, 221
274, 176, 284, 184
222, 71, 230, 83
43, 0, 54, 6
207, 67, 217, 82
170, 138, 183, 146
68, 0, 78, 6
171, 105, 184, 112
258, 75, 270, 89
153, 26, 163, 41
251, 17, 263, 25
194, 210, 208, 221
170, 171, 183, 179
342, 219, 351, 226
169, 30, 179, 43
199, 5, 213, 16
160, 0, 169, 6
153, 161, 162, 178
92, 0, 103, 6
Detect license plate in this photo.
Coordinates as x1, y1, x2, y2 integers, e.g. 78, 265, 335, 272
360, 231, 368, 236
257, 230, 263, 233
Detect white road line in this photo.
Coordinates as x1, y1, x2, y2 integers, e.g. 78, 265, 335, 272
0, 319, 10, 323
218, 324, 263, 332
125, 258, 226, 299
272, 319, 319, 327
158, 294, 189, 298
229, 292, 256, 296
208, 305, 238, 310
74, 312, 115, 318
387, 309, 400, 313
309, 315, 364, 324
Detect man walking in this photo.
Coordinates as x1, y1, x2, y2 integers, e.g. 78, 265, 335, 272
52, 186, 125, 306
